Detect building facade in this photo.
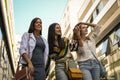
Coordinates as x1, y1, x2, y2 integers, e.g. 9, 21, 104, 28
60, 0, 120, 80
0, 0, 16, 79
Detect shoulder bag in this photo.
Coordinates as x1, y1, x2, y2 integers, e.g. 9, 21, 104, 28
14, 33, 33, 80
65, 59, 83, 80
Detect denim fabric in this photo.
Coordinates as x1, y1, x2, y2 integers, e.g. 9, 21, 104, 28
78, 60, 100, 80
55, 63, 68, 80
33, 65, 45, 80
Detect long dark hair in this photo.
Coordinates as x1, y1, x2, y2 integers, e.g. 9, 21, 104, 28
48, 23, 65, 54
28, 17, 42, 35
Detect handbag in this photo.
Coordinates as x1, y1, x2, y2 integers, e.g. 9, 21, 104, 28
14, 65, 32, 80
14, 33, 33, 80
66, 59, 83, 80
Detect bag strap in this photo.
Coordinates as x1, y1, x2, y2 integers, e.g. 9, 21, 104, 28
86, 41, 100, 63
16, 33, 30, 72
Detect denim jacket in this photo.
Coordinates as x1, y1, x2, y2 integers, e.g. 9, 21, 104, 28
19, 32, 49, 66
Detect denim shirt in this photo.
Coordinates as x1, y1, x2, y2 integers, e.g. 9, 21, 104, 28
19, 32, 49, 66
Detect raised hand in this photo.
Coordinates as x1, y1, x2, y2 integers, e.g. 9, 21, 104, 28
73, 25, 81, 40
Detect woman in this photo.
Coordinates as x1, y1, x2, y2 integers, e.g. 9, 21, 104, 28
48, 23, 73, 80
19, 17, 49, 80
73, 22, 101, 80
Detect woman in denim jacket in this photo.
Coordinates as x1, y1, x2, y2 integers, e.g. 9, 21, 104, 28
19, 17, 49, 80
73, 22, 101, 80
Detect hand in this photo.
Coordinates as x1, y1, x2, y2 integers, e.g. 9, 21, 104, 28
73, 26, 81, 39
28, 63, 34, 74
49, 54, 57, 59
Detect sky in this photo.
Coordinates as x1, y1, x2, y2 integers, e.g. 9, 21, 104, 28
13, 0, 67, 38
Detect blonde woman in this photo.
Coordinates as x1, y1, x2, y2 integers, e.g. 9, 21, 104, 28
73, 22, 101, 80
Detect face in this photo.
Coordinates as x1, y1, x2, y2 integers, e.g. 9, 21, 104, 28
34, 19, 42, 31
80, 24, 88, 36
55, 24, 61, 36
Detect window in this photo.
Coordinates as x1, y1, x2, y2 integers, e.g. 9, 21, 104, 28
96, 43, 103, 56
113, 25, 120, 45
102, 39, 108, 54
109, 32, 115, 44
93, 10, 97, 20
115, 26, 120, 38
97, 2, 104, 14
90, 16, 93, 23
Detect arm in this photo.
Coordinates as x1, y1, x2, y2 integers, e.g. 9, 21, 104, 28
73, 25, 83, 47
78, 22, 101, 38
22, 53, 34, 71
19, 33, 34, 73
79, 22, 100, 28
77, 36, 83, 47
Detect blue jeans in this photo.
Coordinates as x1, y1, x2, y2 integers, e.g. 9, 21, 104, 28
55, 63, 68, 80
78, 60, 100, 80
